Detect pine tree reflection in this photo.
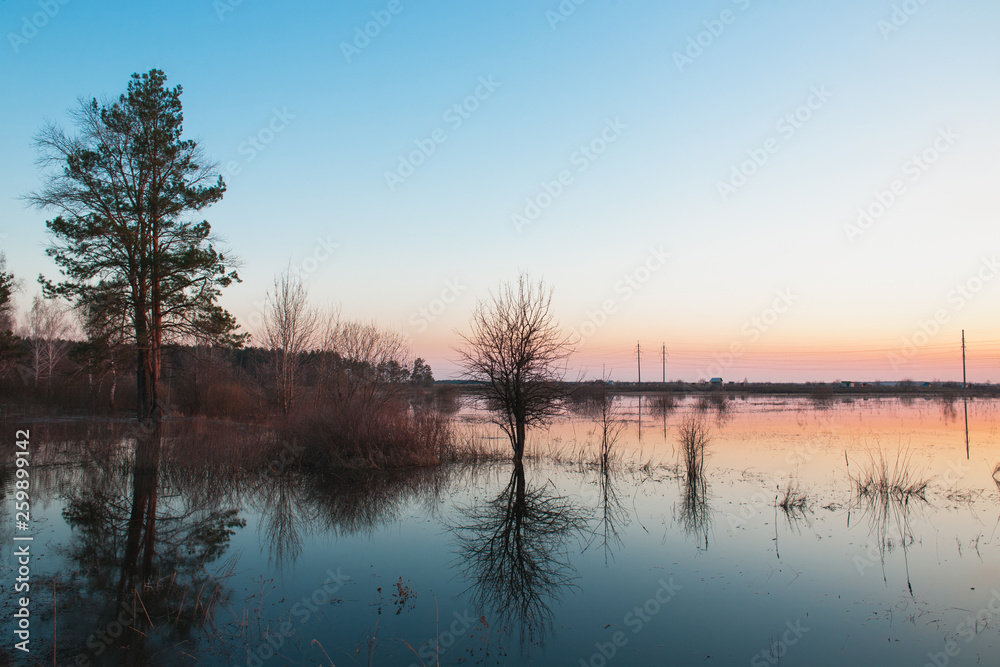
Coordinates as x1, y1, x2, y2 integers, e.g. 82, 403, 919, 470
57, 429, 244, 664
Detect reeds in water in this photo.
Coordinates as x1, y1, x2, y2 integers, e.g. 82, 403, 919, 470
678, 416, 709, 484
778, 481, 810, 512
850, 447, 930, 502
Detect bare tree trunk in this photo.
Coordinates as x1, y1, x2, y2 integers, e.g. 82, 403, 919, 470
514, 417, 526, 463
513, 461, 526, 507
110, 367, 117, 412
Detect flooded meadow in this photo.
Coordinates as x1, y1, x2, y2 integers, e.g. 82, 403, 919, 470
3, 395, 1000, 666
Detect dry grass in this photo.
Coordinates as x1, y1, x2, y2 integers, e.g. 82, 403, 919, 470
678, 416, 709, 484
778, 480, 810, 512
648, 392, 676, 414
850, 447, 930, 502
443, 424, 510, 464
286, 406, 454, 468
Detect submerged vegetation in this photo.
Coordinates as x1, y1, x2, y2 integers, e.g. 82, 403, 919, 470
849, 446, 931, 502
2, 394, 999, 664
677, 416, 712, 548
778, 480, 811, 513
679, 416, 710, 485
649, 391, 676, 414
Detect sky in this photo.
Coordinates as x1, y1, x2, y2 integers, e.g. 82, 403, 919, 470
1, 0, 998, 382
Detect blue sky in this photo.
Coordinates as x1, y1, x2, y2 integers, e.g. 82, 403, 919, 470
2, 0, 999, 381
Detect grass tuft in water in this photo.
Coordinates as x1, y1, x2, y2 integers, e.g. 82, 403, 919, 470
851, 447, 930, 502
778, 480, 810, 512
678, 416, 709, 484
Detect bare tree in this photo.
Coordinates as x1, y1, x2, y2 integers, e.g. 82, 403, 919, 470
0, 253, 18, 332
0, 254, 24, 379
259, 272, 317, 416
313, 305, 342, 404
22, 295, 73, 389
327, 319, 410, 413
458, 274, 574, 464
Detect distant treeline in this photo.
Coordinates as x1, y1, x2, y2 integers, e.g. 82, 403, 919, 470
0, 338, 438, 416
445, 379, 1000, 399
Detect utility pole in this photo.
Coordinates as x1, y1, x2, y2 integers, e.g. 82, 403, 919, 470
963, 330, 969, 460
636, 341, 642, 441
636, 341, 641, 386
662, 343, 667, 385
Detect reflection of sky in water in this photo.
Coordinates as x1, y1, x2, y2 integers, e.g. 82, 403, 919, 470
2, 397, 999, 665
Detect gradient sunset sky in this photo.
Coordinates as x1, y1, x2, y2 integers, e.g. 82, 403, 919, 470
1, 1, 998, 382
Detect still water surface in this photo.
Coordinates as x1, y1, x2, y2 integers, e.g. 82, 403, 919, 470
3, 396, 1000, 666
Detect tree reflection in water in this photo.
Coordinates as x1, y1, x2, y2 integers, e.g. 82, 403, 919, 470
588, 462, 630, 565
57, 429, 244, 665
250, 466, 452, 567
676, 466, 712, 551
452, 464, 589, 649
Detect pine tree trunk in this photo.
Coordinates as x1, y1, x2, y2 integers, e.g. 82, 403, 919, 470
134, 299, 158, 424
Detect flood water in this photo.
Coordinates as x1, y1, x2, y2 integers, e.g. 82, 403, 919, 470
3, 395, 1000, 666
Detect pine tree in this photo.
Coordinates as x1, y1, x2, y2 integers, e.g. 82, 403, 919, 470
29, 70, 245, 423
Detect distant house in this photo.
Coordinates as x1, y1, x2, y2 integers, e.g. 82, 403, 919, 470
841, 381, 854, 388
709, 377, 723, 386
